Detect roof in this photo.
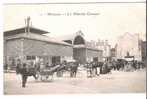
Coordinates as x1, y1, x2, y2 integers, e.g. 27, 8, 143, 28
5, 33, 72, 46
56, 31, 101, 51
124, 56, 134, 58
4, 26, 49, 36
118, 32, 139, 41
73, 44, 102, 52
86, 47, 102, 52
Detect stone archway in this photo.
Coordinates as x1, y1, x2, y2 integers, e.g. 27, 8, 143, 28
73, 35, 86, 64
73, 35, 85, 45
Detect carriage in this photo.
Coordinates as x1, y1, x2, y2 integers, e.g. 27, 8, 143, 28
16, 63, 65, 82
37, 60, 79, 80
17, 59, 79, 83
36, 65, 62, 81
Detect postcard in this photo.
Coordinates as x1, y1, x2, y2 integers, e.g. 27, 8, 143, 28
1, 1, 146, 97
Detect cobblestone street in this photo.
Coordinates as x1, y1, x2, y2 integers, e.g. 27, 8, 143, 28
4, 69, 146, 94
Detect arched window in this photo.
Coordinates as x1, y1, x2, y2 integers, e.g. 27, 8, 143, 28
73, 36, 85, 45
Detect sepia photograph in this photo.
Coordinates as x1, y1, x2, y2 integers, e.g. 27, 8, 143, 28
2, 1, 146, 95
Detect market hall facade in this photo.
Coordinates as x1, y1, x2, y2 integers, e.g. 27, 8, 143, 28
4, 27, 103, 69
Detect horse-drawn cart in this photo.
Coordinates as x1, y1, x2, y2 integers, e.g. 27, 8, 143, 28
36, 65, 62, 81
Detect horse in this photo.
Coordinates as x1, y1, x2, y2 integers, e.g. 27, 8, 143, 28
16, 64, 39, 79
115, 61, 122, 71
56, 64, 66, 77
16, 63, 39, 87
100, 62, 112, 74
98, 62, 104, 74
69, 62, 79, 78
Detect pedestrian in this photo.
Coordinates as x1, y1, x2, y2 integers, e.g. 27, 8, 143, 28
16, 59, 21, 74
87, 62, 93, 77
21, 63, 28, 88
92, 61, 98, 76
4, 63, 8, 72
46, 62, 49, 69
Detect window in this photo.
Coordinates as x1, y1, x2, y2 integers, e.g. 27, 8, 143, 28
26, 56, 36, 60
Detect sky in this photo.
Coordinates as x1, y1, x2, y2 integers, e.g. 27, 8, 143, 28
3, 3, 146, 47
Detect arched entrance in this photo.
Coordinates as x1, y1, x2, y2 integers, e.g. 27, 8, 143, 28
73, 35, 85, 45
73, 35, 86, 64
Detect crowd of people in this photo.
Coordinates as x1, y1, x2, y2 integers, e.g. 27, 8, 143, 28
84, 59, 146, 77
4, 58, 146, 88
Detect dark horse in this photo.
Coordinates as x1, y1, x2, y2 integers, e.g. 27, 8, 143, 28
100, 62, 112, 74
16, 63, 38, 87
69, 62, 79, 78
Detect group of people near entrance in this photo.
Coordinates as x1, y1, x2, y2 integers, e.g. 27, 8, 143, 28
85, 61, 113, 78
85, 59, 146, 77
14, 59, 145, 88
111, 59, 146, 72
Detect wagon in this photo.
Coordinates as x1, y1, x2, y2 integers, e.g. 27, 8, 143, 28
36, 65, 61, 81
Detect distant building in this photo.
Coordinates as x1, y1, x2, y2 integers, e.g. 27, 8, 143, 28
85, 40, 103, 62
116, 32, 142, 61
141, 40, 146, 61
96, 39, 111, 61
57, 30, 103, 63
110, 47, 116, 60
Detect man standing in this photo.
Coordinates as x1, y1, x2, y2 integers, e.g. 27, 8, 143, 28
21, 63, 28, 88
16, 59, 21, 74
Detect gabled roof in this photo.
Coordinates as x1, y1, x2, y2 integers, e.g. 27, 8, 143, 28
4, 26, 49, 36
118, 32, 138, 40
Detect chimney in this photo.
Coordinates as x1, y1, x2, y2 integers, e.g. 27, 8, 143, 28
26, 16, 31, 33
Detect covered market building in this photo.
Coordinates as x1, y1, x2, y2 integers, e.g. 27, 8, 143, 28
4, 26, 73, 69
4, 23, 103, 70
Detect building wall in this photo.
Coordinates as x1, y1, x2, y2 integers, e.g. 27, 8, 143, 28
4, 38, 22, 57
23, 38, 73, 57
4, 38, 23, 69
141, 41, 146, 61
116, 33, 142, 61
73, 48, 102, 64
4, 37, 73, 68
73, 48, 86, 64
86, 49, 101, 62
23, 38, 73, 65
110, 48, 117, 61
86, 49, 98, 57
97, 50, 103, 62
96, 40, 111, 60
